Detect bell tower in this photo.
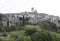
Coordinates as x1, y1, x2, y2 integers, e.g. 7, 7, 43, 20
31, 7, 34, 13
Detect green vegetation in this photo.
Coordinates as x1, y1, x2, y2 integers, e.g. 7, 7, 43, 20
0, 14, 60, 41
0, 24, 60, 41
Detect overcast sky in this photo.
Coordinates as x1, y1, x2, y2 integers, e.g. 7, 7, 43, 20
0, 0, 60, 16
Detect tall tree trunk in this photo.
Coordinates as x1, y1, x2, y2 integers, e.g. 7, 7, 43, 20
22, 15, 25, 26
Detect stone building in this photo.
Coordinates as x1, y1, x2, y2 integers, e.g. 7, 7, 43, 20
2, 8, 60, 27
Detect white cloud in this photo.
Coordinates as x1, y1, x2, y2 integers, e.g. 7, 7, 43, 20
0, 0, 60, 16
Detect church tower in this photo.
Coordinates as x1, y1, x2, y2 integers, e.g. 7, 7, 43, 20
31, 7, 34, 13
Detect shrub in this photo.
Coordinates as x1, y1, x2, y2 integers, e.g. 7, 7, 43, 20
25, 27, 37, 36
10, 25, 16, 31
31, 30, 54, 41
23, 36, 32, 41
16, 36, 23, 41
10, 32, 18, 39
3, 32, 8, 37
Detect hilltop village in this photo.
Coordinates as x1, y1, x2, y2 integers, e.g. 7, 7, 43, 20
2, 8, 60, 27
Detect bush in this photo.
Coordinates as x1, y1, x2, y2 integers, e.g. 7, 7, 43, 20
10, 32, 18, 39
31, 30, 54, 41
25, 27, 37, 36
0, 38, 9, 41
10, 25, 16, 31
23, 36, 32, 41
3, 32, 8, 37
0, 38, 2, 41
17, 35, 32, 41
4, 26, 10, 32
16, 36, 23, 41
